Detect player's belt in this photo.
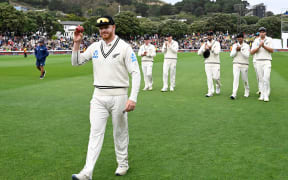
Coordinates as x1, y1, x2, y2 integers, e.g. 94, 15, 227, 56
94, 85, 128, 89
205, 62, 220, 64
142, 60, 153, 62
256, 59, 271, 61
233, 62, 249, 65
164, 58, 177, 60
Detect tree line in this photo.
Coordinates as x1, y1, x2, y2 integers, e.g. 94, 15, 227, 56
12, 0, 251, 17
0, 3, 281, 39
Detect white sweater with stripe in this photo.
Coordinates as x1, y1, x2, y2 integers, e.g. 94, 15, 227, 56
71, 36, 141, 102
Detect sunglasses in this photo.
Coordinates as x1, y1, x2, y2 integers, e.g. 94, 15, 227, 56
97, 18, 110, 24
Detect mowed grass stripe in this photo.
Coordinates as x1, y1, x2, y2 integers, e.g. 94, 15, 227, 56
0, 53, 288, 179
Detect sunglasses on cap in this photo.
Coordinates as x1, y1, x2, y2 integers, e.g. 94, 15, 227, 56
97, 17, 110, 24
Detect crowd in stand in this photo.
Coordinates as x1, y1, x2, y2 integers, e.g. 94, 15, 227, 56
0, 32, 258, 52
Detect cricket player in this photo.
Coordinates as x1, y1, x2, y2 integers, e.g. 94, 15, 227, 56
230, 33, 250, 99
161, 34, 179, 92
252, 32, 260, 95
251, 27, 273, 102
71, 16, 141, 180
198, 32, 221, 97
34, 38, 49, 79
138, 35, 156, 90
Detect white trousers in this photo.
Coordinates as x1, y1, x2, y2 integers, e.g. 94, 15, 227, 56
142, 62, 153, 88
232, 64, 249, 96
253, 62, 260, 91
256, 61, 271, 99
163, 59, 177, 89
81, 93, 129, 178
205, 64, 221, 95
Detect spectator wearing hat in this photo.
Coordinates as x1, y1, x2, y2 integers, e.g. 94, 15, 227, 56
251, 27, 274, 102
138, 35, 156, 90
230, 33, 250, 99
34, 38, 49, 79
198, 31, 221, 97
71, 15, 141, 180
161, 33, 179, 92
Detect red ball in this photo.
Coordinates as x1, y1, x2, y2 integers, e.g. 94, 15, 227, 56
75, 25, 84, 33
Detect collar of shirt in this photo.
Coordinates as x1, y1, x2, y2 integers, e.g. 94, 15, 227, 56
102, 35, 118, 50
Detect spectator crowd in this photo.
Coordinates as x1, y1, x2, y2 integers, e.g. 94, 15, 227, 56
0, 32, 258, 52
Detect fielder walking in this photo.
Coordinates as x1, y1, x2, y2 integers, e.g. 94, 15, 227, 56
161, 34, 179, 92
198, 32, 221, 97
251, 27, 273, 102
71, 16, 141, 180
34, 38, 49, 79
252, 32, 261, 95
138, 35, 156, 91
230, 33, 250, 99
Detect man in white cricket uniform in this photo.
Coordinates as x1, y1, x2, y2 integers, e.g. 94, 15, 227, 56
251, 27, 273, 102
230, 33, 250, 99
138, 35, 156, 90
252, 32, 260, 95
71, 16, 141, 180
161, 34, 179, 92
198, 32, 221, 97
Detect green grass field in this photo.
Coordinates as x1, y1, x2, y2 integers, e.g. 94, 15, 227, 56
1, 52, 288, 180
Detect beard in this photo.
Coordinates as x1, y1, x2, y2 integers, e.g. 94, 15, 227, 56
101, 31, 113, 40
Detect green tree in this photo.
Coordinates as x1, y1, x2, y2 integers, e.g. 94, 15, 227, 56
243, 16, 259, 25
135, 3, 149, 17
139, 18, 160, 35
159, 20, 188, 38
206, 13, 238, 33
114, 11, 140, 39
189, 19, 210, 33
26, 11, 63, 37
82, 16, 99, 36
148, 5, 161, 17
256, 16, 281, 38
0, 3, 27, 35
160, 4, 175, 16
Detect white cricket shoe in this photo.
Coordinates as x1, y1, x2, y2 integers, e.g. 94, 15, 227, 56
161, 88, 168, 92
148, 86, 153, 91
216, 87, 220, 94
170, 87, 174, 91
72, 173, 91, 180
205, 93, 213, 97
115, 166, 129, 176
264, 97, 269, 102
258, 94, 264, 101
142, 86, 149, 91
244, 93, 249, 98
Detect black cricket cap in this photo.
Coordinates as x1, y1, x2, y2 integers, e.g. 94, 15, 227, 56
96, 16, 115, 27
165, 33, 172, 37
236, 33, 244, 38
144, 34, 150, 40
258, 27, 266, 32
207, 31, 214, 36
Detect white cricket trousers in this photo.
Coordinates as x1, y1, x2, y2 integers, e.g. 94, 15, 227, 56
81, 94, 129, 178
142, 62, 153, 88
256, 60, 271, 99
205, 64, 221, 95
253, 62, 260, 91
163, 59, 177, 89
232, 64, 249, 96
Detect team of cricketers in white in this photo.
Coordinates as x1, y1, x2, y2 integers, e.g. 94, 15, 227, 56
71, 27, 273, 180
